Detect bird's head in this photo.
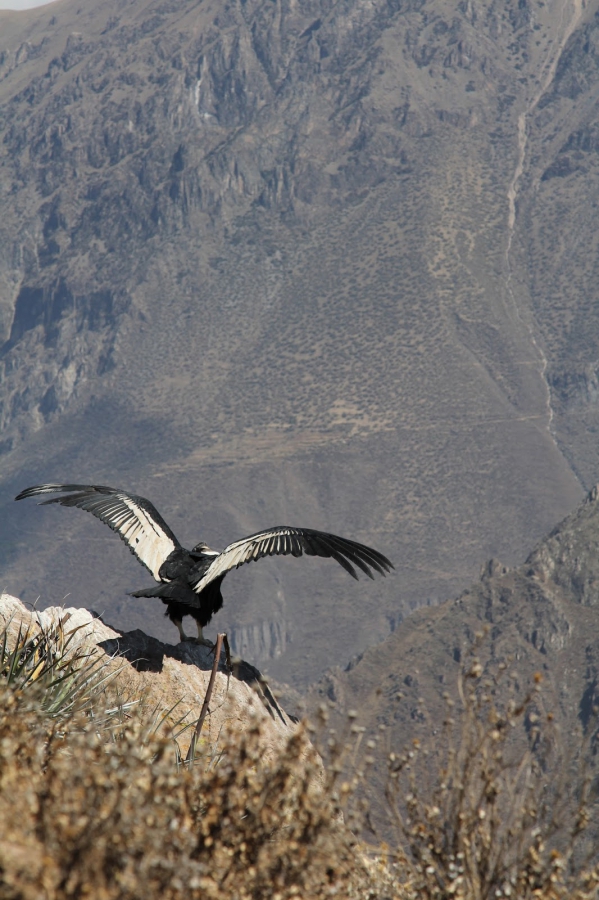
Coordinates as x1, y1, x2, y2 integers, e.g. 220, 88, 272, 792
190, 541, 218, 558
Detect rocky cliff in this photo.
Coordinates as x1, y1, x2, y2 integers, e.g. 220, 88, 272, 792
309, 483, 599, 829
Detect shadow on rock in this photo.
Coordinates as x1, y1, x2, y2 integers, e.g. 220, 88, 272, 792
98, 627, 292, 724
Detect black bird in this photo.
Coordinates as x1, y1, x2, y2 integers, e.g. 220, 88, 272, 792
15, 483, 393, 645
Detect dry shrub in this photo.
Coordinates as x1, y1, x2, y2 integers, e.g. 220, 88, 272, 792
7, 618, 599, 900
0, 686, 373, 900
384, 645, 599, 900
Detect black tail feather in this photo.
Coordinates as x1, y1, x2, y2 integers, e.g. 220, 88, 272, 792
129, 581, 201, 608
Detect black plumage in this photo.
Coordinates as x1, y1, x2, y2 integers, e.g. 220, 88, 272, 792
15, 483, 393, 645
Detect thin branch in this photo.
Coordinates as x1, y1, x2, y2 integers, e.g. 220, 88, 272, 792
186, 632, 225, 765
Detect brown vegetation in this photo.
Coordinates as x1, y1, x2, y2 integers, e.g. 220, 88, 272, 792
0, 614, 370, 899
382, 643, 599, 900
1, 618, 599, 899
0, 687, 374, 900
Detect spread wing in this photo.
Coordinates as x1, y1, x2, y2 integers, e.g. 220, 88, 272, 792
190, 526, 393, 594
15, 483, 180, 580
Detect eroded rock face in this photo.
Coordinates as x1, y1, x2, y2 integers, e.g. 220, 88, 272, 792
308, 485, 599, 833
0, 593, 311, 766
525, 484, 599, 608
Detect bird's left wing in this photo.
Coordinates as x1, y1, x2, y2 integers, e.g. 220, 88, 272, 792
15, 483, 181, 580
190, 526, 393, 594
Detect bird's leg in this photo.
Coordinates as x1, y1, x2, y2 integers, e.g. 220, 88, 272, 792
195, 621, 214, 647
174, 619, 191, 643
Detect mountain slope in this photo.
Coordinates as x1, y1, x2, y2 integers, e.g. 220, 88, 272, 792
309, 484, 599, 830
1, 0, 598, 684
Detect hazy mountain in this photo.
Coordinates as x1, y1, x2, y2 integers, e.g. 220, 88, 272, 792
0, 0, 598, 686
309, 484, 599, 831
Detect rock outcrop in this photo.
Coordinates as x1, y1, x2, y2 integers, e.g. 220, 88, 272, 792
0, 593, 307, 766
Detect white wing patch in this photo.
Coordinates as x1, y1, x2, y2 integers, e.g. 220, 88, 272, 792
119, 495, 177, 579
17, 486, 393, 593
16, 483, 183, 581
191, 527, 297, 593
189, 525, 393, 595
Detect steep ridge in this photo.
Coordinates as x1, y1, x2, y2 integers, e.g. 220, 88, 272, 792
309, 484, 599, 828
1, 0, 599, 685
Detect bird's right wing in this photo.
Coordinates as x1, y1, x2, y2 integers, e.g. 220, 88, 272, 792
190, 526, 393, 594
15, 483, 180, 580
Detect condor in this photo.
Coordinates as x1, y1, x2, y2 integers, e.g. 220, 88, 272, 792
16, 483, 393, 645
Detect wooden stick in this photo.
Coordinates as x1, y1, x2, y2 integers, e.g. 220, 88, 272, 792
186, 632, 225, 765
222, 632, 232, 690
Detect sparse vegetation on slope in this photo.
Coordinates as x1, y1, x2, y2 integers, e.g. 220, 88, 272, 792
2, 618, 599, 899
0, 618, 372, 900
384, 642, 599, 900
1, 0, 591, 684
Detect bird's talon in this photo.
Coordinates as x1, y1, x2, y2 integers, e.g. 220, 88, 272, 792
197, 637, 215, 649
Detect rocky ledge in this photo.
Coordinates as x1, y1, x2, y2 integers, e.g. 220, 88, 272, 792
0, 593, 310, 767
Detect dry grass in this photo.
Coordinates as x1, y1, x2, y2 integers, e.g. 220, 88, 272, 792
2, 623, 599, 899
0, 684, 373, 900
